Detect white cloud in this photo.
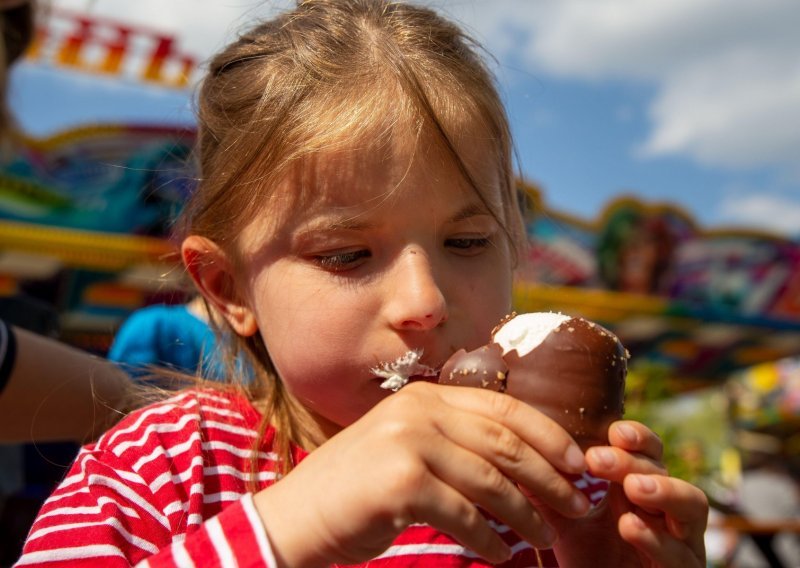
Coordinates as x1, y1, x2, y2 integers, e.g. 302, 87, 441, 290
437, 0, 800, 175
637, 47, 800, 170
47, 0, 800, 178
717, 193, 800, 236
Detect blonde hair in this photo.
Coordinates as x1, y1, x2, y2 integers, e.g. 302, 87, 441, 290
178, 0, 524, 482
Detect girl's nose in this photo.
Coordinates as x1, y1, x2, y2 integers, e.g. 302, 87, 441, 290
385, 248, 448, 331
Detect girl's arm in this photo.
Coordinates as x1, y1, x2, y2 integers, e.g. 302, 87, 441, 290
252, 382, 591, 567
552, 420, 709, 567
0, 324, 132, 442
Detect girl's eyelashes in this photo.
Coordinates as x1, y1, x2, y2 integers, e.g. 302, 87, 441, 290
308, 232, 493, 271
445, 236, 492, 254
313, 249, 371, 271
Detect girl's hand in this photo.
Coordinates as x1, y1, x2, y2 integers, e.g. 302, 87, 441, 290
553, 420, 709, 568
252, 382, 591, 567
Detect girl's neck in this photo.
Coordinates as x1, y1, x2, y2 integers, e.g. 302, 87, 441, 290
252, 393, 334, 451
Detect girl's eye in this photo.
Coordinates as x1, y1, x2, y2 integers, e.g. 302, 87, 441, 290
313, 249, 371, 271
445, 237, 491, 254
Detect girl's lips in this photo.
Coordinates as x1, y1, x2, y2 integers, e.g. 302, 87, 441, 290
371, 373, 439, 388
408, 374, 439, 385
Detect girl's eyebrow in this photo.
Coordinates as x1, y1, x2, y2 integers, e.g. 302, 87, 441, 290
297, 201, 492, 235
450, 202, 493, 223
296, 215, 374, 235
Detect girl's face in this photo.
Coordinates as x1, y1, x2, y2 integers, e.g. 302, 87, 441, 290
237, 133, 514, 439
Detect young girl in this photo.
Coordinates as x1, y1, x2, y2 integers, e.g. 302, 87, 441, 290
17, 1, 708, 566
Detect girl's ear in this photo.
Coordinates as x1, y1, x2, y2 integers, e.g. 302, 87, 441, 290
181, 235, 258, 337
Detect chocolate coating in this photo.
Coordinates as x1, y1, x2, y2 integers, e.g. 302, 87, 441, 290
438, 314, 628, 449
439, 343, 508, 391
504, 317, 627, 448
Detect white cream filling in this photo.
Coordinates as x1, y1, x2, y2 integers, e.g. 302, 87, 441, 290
492, 312, 571, 356
373, 349, 437, 391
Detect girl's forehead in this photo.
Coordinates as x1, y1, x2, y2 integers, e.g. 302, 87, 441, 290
292, 130, 502, 212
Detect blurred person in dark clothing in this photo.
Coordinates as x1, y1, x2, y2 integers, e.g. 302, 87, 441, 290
0, 0, 133, 444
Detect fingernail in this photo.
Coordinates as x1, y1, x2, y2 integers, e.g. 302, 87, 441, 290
629, 512, 646, 529
571, 492, 590, 515
616, 423, 637, 444
564, 445, 585, 471
635, 474, 657, 493
592, 447, 615, 468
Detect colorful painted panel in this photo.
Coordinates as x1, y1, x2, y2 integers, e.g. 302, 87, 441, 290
516, 184, 800, 385
26, 8, 197, 88
0, 124, 195, 235
520, 184, 800, 322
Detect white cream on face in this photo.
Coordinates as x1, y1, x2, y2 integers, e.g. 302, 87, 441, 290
372, 349, 437, 391
492, 312, 570, 357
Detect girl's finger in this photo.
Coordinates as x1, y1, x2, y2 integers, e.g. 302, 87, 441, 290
585, 444, 667, 482
618, 511, 705, 568
607, 420, 664, 460
433, 404, 591, 520
423, 383, 586, 475
425, 440, 560, 549
622, 474, 708, 557
404, 472, 516, 564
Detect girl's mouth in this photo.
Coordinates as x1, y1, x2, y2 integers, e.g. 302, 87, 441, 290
371, 349, 438, 392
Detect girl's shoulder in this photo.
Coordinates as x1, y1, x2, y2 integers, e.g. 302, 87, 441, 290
74, 387, 283, 501
91, 387, 265, 459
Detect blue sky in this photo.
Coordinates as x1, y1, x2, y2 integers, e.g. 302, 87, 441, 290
8, 0, 800, 237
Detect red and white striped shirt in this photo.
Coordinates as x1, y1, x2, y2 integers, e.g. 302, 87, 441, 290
17, 388, 609, 567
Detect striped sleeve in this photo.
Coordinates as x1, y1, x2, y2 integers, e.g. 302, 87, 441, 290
15, 391, 279, 567
18, 484, 277, 568
137, 495, 277, 568
17, 445, 171, 566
